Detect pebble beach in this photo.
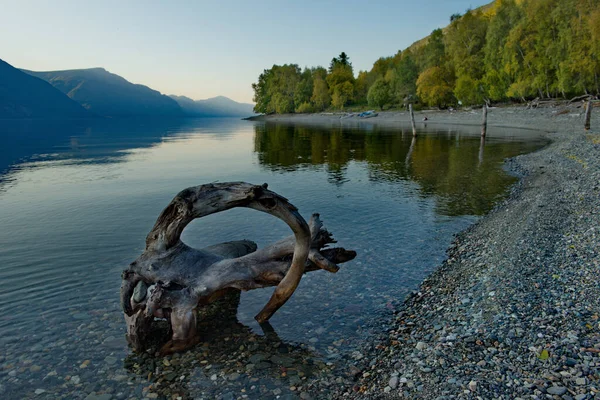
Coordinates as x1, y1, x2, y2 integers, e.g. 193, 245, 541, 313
284, 104, 600, 399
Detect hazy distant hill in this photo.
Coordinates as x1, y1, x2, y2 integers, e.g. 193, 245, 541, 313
170, 95, 255, 117
23, 68, 183, 118
0, 59, 91, 119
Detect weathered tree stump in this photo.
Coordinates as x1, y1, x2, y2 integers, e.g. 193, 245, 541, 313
120, 182, 356, 354
584, 99, 593, 131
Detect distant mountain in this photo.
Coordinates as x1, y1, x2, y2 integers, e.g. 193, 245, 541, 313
23, 68, 183, 118
170, 95, 255, 117
0, 59, 91, 119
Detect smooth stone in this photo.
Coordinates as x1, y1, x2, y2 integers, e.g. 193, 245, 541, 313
255, 362, 271, 370
112, 375, 128, 382
271, 355, 295, 367
34, 389, 46, 395
566, 358, 578, 367
389, 376, 399, 389
576, 378, 586, 385
468, 381, 477, 392
30, 344, 43, 352
547, 386, 568, 395
416, 342, 427, 351
104, 356, 117, 365
71, 375, 81, 385
164, 372, 177, 381
102, 336, 125, 349
249, 354, 267, 364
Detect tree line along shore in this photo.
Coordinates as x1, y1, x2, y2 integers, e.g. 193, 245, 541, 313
252, 0, 600, 114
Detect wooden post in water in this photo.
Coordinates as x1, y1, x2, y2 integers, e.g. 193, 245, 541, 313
409, 104, 417, 136
481, 104, 488, 137
584, 99, 593, 131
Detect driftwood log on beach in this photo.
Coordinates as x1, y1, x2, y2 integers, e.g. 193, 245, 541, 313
120, 182, 356, 354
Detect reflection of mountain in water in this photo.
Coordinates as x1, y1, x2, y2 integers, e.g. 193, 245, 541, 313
0, 118, 243, 187
253, 123, 546, 216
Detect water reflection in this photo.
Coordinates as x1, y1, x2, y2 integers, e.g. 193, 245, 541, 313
0, 118, 243, 190
0, 118, 547, 399
254, 123, 545, 216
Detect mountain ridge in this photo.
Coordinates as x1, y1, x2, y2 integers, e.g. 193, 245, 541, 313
23, 67, 184, 118
0, 59, 93, 119
3, 59, 255, 119
169, 94, 255, 117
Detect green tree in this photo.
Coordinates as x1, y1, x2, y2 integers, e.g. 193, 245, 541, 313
482, 0, 522, 101
251, 64, 301, 113
252, 68, 273, 113
327, 52, 355, 109
556, 0, 600, 96
367, 78, 391, 110
311, 68, 331, 111
294, 68, 313, 110
272, 92, 295, 114
388, 50, 419, 106
329, 51, 352, 72
420, 29, 446, 70
331, 81, 354, 109
454, 76, 485, 105
445, 9, 488, 83
327, 63, 355, 88
354, 71, 369, 105
416, 66, 455, 107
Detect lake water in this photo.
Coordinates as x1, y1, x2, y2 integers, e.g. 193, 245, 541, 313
0, 118, 547, 399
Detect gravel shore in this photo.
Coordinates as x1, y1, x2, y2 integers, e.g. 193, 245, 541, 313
274, 104, 600, 399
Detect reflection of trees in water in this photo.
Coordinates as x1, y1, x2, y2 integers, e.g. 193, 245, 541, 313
253, 123, 543, 216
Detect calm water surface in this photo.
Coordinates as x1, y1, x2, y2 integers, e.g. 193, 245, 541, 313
0, 118, 546, 399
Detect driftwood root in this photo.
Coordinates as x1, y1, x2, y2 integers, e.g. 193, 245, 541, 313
120, 182, 356, 354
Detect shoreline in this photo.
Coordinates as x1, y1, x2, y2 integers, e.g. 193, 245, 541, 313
290, 105, 600, 399
244, 105, 589, 132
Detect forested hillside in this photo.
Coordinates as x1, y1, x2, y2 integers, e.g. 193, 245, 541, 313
252, 0, 600, 113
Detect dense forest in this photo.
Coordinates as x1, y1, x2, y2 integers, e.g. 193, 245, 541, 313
252, 0, 600, 113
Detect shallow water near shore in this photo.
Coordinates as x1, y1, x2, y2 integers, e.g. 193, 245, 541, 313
0, 118, 547, 399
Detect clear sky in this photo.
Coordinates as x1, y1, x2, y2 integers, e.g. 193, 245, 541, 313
0, 0, 491, 104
